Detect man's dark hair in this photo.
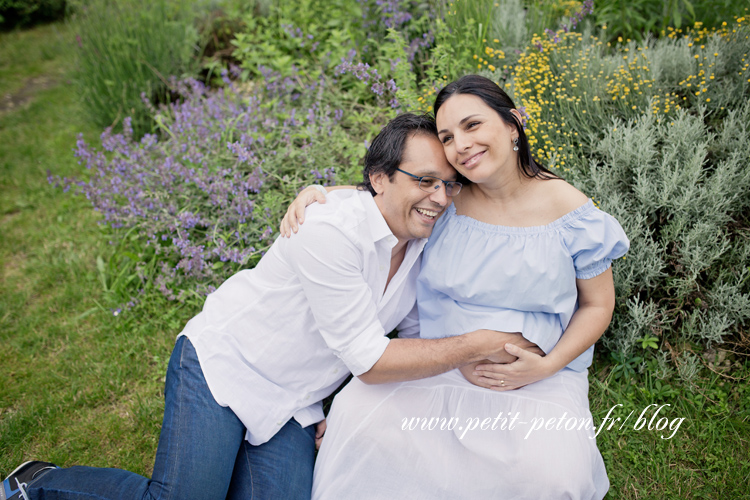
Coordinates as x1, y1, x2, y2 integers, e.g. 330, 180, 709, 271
433, 74, 556, 182
359, 113, 439, 195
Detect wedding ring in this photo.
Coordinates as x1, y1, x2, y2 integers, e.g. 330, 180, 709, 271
500, 380, 506, 387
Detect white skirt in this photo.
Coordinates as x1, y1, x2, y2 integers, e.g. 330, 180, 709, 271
313, 368, 608, 500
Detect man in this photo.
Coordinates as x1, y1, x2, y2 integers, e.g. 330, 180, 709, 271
3, 114, 536, 500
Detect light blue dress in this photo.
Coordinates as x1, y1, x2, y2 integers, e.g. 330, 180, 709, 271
313, 200, 629, 500
418, 199, 629, 371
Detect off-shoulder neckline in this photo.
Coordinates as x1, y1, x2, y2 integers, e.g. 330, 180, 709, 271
447, 199, 595, 235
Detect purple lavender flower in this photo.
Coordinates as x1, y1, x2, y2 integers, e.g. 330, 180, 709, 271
54, 69, 370, 300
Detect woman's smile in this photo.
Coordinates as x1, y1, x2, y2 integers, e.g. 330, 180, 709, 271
461, 150, 486, 168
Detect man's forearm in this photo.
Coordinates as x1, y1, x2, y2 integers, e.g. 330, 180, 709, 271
358, 330, 522, 384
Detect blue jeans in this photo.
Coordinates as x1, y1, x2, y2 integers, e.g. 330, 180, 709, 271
28, 336, 316, 500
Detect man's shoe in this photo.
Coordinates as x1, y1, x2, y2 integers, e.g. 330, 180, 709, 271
1, 461, 58, 500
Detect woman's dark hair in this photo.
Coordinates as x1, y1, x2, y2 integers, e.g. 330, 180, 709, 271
433, 75, 556, 181
359, 113, 439, 195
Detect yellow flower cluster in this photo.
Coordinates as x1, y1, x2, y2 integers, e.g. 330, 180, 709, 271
415, 87, 437, 112
557, 0, 583, 18
604, 46, 682, 115
416, 76, 450, 112
510, 31, 594, 170
673, 18, 749, 101
510, 34, 554, 156
506, 17, 748, 171
474, 44, 506, 72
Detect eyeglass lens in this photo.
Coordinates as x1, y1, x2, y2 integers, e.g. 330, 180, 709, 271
419, 177, 460, 196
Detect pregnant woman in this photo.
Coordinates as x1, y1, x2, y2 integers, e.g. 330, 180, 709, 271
284, 75, 628, 499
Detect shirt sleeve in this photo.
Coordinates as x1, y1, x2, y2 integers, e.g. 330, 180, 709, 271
563, 206, 630, 280
396, 303, 420, 339
284, 219, 390, 376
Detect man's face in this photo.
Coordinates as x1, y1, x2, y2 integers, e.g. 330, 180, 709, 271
371, 133, 457, 246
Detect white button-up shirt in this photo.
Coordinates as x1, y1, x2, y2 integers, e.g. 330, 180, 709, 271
181, 190, 424, 445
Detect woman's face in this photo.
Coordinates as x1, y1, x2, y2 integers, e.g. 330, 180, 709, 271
435, 93, 519, 184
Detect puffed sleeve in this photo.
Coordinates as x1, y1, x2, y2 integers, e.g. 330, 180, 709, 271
562, 202, 630, 280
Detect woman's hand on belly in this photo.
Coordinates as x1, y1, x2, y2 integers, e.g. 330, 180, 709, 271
459, 334, 545, 389
475, 343, 556, 391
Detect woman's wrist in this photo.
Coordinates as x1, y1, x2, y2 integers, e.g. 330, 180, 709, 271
540, 350, 567, 374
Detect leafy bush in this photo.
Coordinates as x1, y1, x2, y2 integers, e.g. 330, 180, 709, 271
229, 0, 431, 110
594, 103, 750, 356
0, 0, 66, 29
71, 0, 201, 137
230, 0, 361, 79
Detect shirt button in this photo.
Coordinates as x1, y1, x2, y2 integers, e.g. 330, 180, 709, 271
333, 368, 339, 374
276, 421, 283, 425
305, 394, 311, 400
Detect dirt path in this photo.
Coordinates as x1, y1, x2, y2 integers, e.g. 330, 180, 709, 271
0, 75, 59, 113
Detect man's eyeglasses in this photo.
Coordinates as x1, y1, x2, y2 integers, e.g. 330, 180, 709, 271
396, 168, 463, 197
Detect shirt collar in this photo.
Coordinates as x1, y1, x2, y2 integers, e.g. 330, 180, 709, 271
357, 190, 429, 252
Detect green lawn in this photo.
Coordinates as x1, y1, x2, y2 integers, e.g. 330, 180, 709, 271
1, 20, 748, 498
0, 21, 198, 476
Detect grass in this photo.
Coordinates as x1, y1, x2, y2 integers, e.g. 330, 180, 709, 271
0, 20, 198, 477
1, 18, 749, 499
0, 23, 70, 98
589, 355, 750, 498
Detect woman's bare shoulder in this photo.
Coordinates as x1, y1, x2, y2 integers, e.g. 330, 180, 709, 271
536, 179, 589, 218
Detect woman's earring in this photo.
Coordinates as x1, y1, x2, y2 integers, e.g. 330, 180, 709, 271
513, 138, 519, 152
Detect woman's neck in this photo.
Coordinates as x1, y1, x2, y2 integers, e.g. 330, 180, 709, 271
470, 169, 533, 205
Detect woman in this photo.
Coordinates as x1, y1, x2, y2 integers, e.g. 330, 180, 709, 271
283, 75, 628, 499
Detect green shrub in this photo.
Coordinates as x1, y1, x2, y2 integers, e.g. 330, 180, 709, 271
592, 103, 750, 356
230, 0, 360, 80
71, 0, 201, 137
594, 0, 749, 42
0, 0, 66, 29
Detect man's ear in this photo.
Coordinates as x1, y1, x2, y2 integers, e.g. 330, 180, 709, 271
369, 171, 388, 195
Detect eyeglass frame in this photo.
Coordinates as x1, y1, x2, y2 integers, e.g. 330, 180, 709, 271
395, 168, 463, 197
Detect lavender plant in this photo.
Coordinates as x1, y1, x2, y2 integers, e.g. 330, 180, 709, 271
355, 0, 434, 64
333, 29, 425, 113
53, 71, 368, 302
